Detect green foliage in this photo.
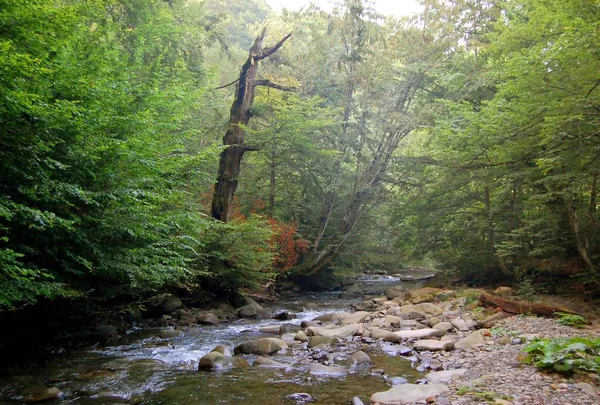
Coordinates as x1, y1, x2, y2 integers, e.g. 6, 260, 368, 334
522, 337, 600, 374
517, 278, 538, 302
201, 217, 276, 294
556, 313, 589, 329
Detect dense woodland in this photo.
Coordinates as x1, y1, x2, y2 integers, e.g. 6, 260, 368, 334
1, 0, 599, 311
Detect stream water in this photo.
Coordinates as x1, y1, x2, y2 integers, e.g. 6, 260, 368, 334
0, 276, 425, 404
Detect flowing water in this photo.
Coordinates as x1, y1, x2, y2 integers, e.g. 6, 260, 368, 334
0, 276, 424, 404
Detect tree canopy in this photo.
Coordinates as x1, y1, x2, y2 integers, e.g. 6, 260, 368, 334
1, 0, 599, 309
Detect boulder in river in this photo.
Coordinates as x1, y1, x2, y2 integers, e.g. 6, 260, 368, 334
308, 336, 340, 348
273, 311, 297, 320
196, 312, 220, 325
307, 324, 360, 338
370, 383, 449, 404
237, 302, 263, 318
309, 363, 348, 376
20, 386, 62, 403
253, 356, 289, 368
385, 285, 407, 300
350, 350, 372, 364
234, 337, 288, 355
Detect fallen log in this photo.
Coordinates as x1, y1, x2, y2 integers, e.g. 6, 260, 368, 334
479, 294, 581, 317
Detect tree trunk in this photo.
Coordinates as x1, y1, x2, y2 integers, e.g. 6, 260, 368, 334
479, 294, 581, 317
210, 28, 292, 222
565, 196, 595, 272
484, 185, 513, 278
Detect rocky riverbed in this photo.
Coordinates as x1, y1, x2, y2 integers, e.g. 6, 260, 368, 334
1, 280, 599, 404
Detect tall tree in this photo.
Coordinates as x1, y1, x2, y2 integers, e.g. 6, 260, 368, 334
210, 28, 293, 222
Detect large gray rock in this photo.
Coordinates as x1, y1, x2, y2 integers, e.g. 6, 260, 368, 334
455, 330, 487, 349
370, 383, 449, 404
350, 350, 372, 364
369, 327, 445, 342
237, 302, 263, 318
385, 285, 408, 300
308, 336, 340, 348
196, 312, 220, 325
21, 386, 62, 403
198, 351, 232, 370
294, 330, 309, 342
96, 324, 118, 338
309, 363, 347, 376
161, 295, 183, 313
397, 303, 443, 317
234, 338, 287, 355
307, 324, 359, 338
433, 322, 454, 333
413, 339, 454, 351
158, 329, 182, 338
253, 356, 289, 368
338, 311, 369, 325
426, 369, 467, 383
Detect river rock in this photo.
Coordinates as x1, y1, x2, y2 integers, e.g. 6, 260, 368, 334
428, 317, 441, 327
307, 323, 359, 338
455, 330, 487, 349
385, 315, 403, 326
198, 351, 232, 370
234, 337, 287, 355
237, 302, 263, 318
435, 290, 457, 301
160, 295, 183, 314
369, 327, 444, 342
295, 330, 309, 342
574, 382, 598, 396
385, 285, 408, 300
370, 383, 449, 404
308, 336, 340, 348
196, 312, 220, 325
309, 363, 348, 376
413, 339, 455, 351
451, 316, 471, 331
412, 293, 435, 304
339, 290, 365, 299
493, 286, 513, 297
257, 307, 273, 319
433, 322, 454, 333
259, 325, 281, 335
96, 324, 118, 338
273, 311, 297, 320
21, 386, 62, 403
397, 303, 443, 317
253, 356, 289, 368
339, 311, 369, 325
385, 376, 408, 386
409, 287, 444, 298
158, 328, 182, 338
351, 397, 365, 405
350, 350, 372, 364
426, 369, 467, 383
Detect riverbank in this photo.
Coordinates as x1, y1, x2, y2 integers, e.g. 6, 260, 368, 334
1, 279, 599, 404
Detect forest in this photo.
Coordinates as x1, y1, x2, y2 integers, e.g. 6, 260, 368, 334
1, 0, 599, 309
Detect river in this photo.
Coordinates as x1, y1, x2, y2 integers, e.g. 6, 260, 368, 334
0, 276, 426, 404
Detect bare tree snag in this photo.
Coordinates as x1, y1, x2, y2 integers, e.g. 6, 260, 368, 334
479, 294, 581, 317
210, 28, 293, 222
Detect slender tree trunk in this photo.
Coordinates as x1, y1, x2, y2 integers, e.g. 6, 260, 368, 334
210, 28, 292, 222
566, 196, 595, 272
484, 185, 512, 278
269, 150, 276, 217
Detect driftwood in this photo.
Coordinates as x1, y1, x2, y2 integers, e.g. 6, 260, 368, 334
479, 293, 581, 317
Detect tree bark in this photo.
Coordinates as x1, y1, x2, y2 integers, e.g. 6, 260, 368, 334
210, 28, 292, 222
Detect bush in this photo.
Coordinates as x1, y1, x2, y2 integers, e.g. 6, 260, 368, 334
521, 337, 600, 374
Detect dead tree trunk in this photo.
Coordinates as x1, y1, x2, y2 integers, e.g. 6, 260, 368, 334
210, 28, 293, 222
